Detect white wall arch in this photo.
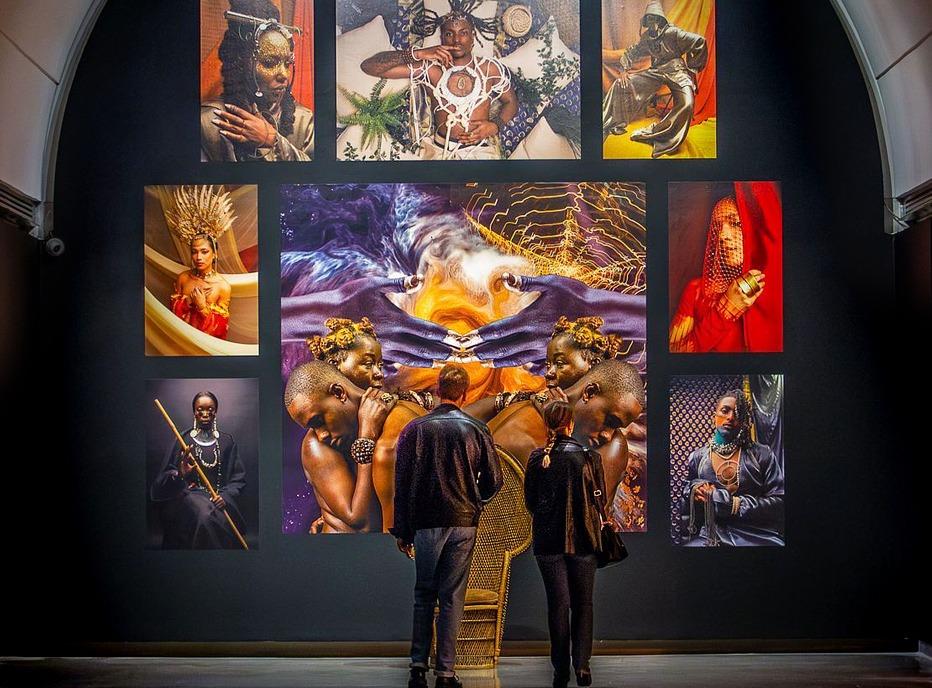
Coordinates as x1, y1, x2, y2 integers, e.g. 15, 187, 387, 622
0, 0, 105, 234
831, 0, 932, 230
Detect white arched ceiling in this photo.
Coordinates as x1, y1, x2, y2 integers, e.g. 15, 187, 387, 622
0, 0, 104, 232
832, 0, 932, 229
0, 1, 929, 235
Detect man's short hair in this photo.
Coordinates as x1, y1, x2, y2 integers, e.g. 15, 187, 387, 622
438, 363, 469, 401
284, 361, 348, 407
585, 359, 645, 408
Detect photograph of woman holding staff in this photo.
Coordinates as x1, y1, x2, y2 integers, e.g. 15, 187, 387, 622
147, 378, 260, 550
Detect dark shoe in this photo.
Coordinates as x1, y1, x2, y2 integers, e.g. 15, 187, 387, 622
408, 667, 428, 688
553, 669, 570, 687
610, 125, 627, 136
575, 668, 592, 686
434, 676, 463, 688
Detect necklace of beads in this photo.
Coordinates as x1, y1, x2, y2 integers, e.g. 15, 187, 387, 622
190, 428, 220, 468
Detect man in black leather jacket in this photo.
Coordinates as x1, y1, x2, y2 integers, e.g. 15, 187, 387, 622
392, 364, 503, 688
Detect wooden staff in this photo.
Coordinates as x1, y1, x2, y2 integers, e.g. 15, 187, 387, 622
154, 399, 249, 550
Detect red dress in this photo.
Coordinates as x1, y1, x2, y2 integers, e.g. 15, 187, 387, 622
669, 182, 782, 353
170, 293, 230, 339
669, 278, 745, 352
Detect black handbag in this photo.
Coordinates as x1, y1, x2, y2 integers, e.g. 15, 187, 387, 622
596, 521, 628, 569
588, 462, 629, 568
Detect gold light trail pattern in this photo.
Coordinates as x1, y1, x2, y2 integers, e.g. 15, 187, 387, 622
456, 182, 646, 293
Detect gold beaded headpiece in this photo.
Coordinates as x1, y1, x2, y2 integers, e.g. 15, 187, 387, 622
224, 9, 302, 40
307, 317, 378, 362
164, 185, 236, 246
552, 316, 623, 363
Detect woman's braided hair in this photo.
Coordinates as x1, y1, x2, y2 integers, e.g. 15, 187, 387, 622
552, 316, 623, 364
306, 317, 378, 363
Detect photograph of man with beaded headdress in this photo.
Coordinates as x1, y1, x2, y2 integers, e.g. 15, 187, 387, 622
200, 0, 314, 161
670, 375, 785, 547
147, 378, 260, 550
668, 182, 783, 353
144, 185, 259, 356
280, 182, 647, 536
602, 0, 715, 159
335, 1, 581, 160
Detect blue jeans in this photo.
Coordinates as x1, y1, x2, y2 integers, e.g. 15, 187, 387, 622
410, 526, 478, 677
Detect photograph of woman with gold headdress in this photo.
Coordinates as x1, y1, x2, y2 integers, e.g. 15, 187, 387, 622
668, 181, 783, 353
144, 185, 259, 356
200, 0, 314, 161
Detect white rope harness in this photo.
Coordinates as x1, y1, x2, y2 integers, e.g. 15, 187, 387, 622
409, 55, 511, 159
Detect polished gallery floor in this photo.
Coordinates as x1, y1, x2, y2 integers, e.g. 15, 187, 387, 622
0, 654, 929, 687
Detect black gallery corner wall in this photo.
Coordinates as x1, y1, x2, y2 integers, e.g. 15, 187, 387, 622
6, 0, 927, 652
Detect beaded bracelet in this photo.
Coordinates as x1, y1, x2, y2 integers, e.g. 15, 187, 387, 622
402, 45, 418, 65
350, 437, 376, 465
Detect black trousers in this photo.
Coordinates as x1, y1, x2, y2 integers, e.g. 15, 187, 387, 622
535, 553, 597, 674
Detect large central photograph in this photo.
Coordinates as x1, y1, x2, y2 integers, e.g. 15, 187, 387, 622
280, 183, 647, 536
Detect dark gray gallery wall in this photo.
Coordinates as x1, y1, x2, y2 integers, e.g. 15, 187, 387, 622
4, 0, 923, 652
0, 218, 37, 397
893, 219, 932, 647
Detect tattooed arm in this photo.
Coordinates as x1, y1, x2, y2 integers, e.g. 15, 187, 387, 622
361, 46, 454, 79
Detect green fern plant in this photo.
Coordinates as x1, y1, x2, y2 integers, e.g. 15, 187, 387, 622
338, 78, 408, 151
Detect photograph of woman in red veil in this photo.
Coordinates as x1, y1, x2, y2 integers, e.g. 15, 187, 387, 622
668, 181, 782, 353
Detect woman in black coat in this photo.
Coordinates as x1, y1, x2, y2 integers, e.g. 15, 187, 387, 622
525, 395, 609, 688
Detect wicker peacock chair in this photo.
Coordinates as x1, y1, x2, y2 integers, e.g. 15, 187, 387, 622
435, 446, 532, 669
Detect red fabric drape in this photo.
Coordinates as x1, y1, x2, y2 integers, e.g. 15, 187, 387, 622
290, 0, 314, 110
735, 182, 783, 352
171, 296, 230, 339
200, 0, 228, 102
239, 245, 259, 272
